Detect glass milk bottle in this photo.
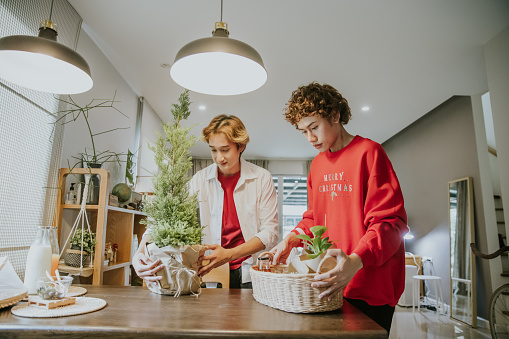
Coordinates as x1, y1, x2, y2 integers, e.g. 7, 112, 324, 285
24, 226, 54, 294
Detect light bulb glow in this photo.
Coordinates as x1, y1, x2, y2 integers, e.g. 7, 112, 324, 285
171, 52, 267, 96
0, 50, 93, 94
404, 233, 414, 240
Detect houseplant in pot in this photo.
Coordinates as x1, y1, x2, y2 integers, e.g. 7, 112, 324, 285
289, 225, 334, 273
53, 93, 126, 273
141, 90, 205, 296
53, 91, 129, 204
64, 229, 96, 268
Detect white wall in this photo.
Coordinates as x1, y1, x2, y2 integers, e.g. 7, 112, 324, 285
60, 29, 139, 193
136, 100, 163, 193
382, 96, 487, 316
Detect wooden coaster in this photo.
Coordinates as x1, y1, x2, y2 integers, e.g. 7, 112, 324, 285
28, 296, 76, 309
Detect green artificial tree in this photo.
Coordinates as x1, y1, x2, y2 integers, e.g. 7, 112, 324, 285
142, 90, 204, 248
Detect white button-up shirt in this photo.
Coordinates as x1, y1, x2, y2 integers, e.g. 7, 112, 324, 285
190, 158, 279, 283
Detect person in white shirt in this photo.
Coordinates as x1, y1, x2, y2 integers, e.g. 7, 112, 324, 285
132, 115, 279, 288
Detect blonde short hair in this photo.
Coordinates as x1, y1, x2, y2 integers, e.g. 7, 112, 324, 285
202, 115, 250, 150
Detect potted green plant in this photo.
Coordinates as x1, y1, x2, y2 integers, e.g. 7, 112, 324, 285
297, 225, 333, 259
54, 91, 129, 167
64, 229, 97, 268
52, 93, 126, 271
53, 91, 129, 204
288, 226, 334, 274
141, 90, 205, 296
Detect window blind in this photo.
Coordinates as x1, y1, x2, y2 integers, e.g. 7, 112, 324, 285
0, 0, 82, 278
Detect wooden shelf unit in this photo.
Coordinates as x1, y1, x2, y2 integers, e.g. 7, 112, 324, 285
55, 167, 146, 286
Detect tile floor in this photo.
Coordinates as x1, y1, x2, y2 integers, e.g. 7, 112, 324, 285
390, 306, 492, 339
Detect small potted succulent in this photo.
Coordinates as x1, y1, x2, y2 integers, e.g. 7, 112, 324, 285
64, 229, 97, 268
289, 226, 334, 273
297, 225, 333, 259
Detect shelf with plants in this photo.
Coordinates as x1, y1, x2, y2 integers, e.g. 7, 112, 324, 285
61, 204, 99, 210
61, 204, 147, 214
55, 167, 146, 286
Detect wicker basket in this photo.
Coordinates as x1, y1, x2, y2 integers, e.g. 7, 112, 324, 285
64, 249, 90, 268
250, 252, 343, 313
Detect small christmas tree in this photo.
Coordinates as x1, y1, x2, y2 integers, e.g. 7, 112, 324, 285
143, 90, 204, 247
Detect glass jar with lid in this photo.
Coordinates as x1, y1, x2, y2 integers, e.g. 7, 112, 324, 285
257, 256, 271, 272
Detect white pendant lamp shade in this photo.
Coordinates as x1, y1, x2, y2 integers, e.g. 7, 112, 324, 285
170, 22, 267, 96
0, 20, 93, 94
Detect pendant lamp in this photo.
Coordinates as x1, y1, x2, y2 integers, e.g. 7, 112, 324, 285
170, 0, 267, 96
0, 0, 93, 94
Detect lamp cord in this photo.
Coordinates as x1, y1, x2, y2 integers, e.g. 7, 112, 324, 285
49, 0, 55, 20
220, 0, 223, 22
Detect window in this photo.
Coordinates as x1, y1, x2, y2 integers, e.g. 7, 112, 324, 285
272, 176, 308, 239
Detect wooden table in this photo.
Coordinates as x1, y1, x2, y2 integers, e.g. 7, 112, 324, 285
0, 285, 387, 338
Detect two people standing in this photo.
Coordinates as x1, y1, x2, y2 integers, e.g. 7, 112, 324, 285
134, 82, 407, 334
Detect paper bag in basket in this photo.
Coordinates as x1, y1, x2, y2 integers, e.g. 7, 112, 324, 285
145, 243, 206, 297
288, 253, 336, 274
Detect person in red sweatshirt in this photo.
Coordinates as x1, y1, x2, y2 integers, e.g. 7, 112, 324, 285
270, 82, 408, 334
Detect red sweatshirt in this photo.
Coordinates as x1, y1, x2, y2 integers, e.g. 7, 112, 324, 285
292, 135, 408, 307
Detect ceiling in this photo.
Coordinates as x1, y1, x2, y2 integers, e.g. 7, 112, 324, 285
68, 0, 509, 159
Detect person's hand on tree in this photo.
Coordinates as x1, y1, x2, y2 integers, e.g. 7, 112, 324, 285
198, 244, 233, 276
132, 252, 164, 282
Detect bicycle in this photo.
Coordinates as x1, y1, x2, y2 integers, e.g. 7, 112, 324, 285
471, 242, 509, 338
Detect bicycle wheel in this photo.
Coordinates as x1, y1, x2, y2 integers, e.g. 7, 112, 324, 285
490, 284, 509, 339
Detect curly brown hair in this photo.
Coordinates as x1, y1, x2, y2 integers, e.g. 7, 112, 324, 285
284, 82, 352, 126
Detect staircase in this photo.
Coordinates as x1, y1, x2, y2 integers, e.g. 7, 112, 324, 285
495, 195, 509, 276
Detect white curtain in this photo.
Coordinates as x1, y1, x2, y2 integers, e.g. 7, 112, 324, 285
191, 158, 270, 176
306, 160, 312, 177
246, 159, 269, 170
192, 158, 214, 175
